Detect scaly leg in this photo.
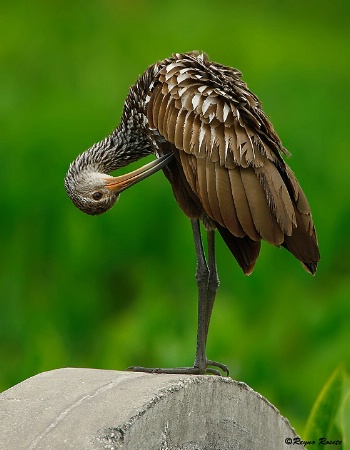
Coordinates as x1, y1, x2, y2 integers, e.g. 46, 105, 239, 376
191, 218, 211, 372
204, 228, 228, 374
128, 219, 229, 376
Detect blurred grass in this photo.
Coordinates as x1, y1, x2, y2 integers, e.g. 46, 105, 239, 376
1, 0, 350, 433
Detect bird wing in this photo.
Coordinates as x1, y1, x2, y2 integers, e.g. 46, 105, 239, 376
147, 52, 319, 271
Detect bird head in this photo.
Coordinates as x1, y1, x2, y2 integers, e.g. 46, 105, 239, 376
64, 153, 174, 216
64, 169, 119, 215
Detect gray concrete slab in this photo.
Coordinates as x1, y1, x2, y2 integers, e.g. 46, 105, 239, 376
0, 368, 303, 449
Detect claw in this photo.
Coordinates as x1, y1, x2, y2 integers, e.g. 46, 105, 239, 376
206, 360, 230, 377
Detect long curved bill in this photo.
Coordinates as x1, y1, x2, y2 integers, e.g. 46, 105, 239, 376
105, 153, 174, 193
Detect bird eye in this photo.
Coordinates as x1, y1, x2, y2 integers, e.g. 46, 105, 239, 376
92, 191, 103, 201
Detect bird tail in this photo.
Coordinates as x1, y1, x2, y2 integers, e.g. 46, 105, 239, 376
216, 223, 261, 275
217, 209, 320, 276
281, 209, 320, 275
278, 166, 320, 275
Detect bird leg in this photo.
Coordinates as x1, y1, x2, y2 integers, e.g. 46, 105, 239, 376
205, 228, 220, 342
191, 220, 229, 376
191, 217, 210, 372
127, 219, 229, 377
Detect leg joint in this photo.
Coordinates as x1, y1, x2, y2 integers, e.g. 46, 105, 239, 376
195, 263, 209, 283
208, 271, 220, 292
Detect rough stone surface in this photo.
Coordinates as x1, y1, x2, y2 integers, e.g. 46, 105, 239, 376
0, 368, 303, 449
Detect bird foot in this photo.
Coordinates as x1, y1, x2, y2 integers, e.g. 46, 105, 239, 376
127, 361, 229, 377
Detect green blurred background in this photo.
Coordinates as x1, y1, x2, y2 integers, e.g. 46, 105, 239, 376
1, 0, 349, 434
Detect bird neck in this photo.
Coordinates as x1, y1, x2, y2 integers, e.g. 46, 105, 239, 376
82, 133, 153, 177
76, 62, 159, 176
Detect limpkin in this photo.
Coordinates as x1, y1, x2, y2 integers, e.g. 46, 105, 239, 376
65, 51, 320, 376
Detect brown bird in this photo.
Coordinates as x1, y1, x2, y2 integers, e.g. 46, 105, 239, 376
65, 51, 320, 376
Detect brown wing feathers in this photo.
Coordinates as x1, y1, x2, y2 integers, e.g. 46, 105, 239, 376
147, 52, 319, 274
